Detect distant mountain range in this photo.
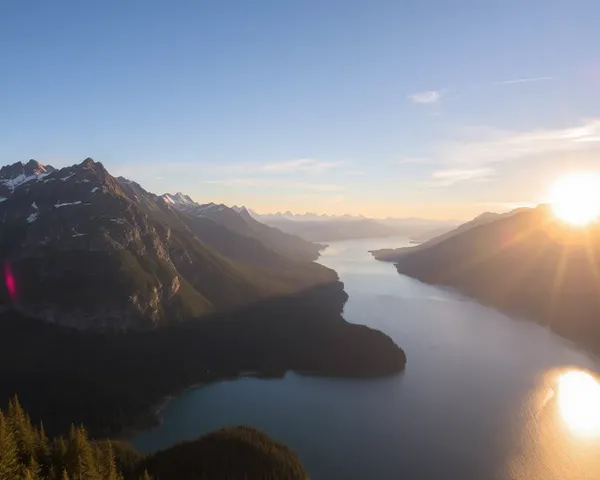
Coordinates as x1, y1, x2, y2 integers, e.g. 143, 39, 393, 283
251, 211, 459, 242
255, 211, 372, 222
373, 205, 600, 353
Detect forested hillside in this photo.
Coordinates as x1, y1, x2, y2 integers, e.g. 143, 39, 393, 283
0, 397, 308, 480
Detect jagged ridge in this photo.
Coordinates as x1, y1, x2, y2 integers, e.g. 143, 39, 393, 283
0, 158, 336, 329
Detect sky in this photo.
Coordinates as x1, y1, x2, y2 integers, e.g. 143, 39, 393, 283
1, 0, 600, 219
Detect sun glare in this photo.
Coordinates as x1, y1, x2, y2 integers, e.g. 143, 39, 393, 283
548, 173, 600, 226
557, 370, 600, 437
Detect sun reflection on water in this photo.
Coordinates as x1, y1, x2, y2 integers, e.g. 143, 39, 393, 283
556, 370, 600, 438
507, 368, 600, 480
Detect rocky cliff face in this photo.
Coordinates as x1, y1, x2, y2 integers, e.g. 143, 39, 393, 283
160, 192, 324, 262
0, 159, 336, 329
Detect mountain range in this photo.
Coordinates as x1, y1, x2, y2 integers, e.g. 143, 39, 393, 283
373, 205, 600, 353
0, 159, 332, 328
253, 211, 458, 242
0, 157, 406, 438
159, 194, 324, 263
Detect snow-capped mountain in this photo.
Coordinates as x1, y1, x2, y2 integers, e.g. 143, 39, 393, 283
0, 160, 56, 198
162, 192, 196, 208
157, 194, 323, 263
0, 159, 333, 329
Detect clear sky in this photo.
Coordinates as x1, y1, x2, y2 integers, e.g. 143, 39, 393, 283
1, 0, 600, 219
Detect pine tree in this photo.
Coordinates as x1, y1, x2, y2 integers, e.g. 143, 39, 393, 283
61, 467, 70, 480
67, 425, 101, 480
38, 421, 50, 456
25, 454, 41, 480
8, 396, 37, 461
139, 469, 152, 480
99, 440, 120, 480
0, 410, 21, 480
35, 421, 51, 478
52, 436, 68, 477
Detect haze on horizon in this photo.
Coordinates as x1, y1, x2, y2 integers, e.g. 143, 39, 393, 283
1, 0, 600, 220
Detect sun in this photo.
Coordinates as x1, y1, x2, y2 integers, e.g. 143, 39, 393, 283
548, 172, 600, 226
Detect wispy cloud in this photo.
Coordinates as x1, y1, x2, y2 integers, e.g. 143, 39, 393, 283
344, 170, 365, 175
437, 119, 600, 168
422, 119, 600, 187
206, 178, 343, 192
409, 90, 442, 104
260, 158, 344, 173
493, 76, 552, 86
428, 168, 495, 187
219, 158, 344, 175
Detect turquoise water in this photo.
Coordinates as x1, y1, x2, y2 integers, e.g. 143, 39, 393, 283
132, 237, 600, 479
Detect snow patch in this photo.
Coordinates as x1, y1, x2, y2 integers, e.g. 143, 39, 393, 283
1, 173, 39, 190
60, 173, 75, 182
26, 212, 38, 223
91, 187, 99, 193
31, 202, 38, 209
0, 197, 7, 203
72, 233, 85, 237
54, 201, 82, 208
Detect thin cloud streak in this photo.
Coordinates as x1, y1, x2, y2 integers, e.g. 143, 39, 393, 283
494, 76, 552, 86
261, 158, 344, 173
206, 178, 344, 192
436, 119, 600, 168
428, 167, 495, 187
421, 118, 600, 188
219, 158, 345, 175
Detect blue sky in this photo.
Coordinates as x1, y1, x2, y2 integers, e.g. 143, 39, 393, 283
2, 0, 600, 219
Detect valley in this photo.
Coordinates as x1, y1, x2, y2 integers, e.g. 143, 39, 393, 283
0, 159, 406, 440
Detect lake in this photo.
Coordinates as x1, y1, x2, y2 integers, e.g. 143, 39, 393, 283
132, 237, 600, 479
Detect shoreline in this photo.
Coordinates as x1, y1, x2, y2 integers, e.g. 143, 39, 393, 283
121, 371, 279, 443
123, 360, 406, 445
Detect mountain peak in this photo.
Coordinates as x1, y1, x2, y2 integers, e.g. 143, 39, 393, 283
76, 158, 112, 181
0, 160, 52, 179
0, 160, 55, 194
80, 157, 98, 169
161, 192, 197, 208
25, 159, 43, 170
173, 192, 195, 204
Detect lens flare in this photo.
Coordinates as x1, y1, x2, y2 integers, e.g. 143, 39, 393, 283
3, 260, 16, 301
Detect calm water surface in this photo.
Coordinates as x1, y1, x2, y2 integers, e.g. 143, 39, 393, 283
133, 237, 600, 479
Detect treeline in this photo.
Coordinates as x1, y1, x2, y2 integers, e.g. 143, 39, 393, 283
0, 397, 309, 480
0, 396, 148, 480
